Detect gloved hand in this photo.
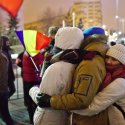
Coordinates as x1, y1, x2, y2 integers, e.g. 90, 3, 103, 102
36, 93, 51, 108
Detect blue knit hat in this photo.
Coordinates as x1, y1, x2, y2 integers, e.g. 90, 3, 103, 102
83, 26, 105, 39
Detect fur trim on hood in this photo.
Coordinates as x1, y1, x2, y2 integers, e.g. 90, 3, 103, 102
81, 35, 109, 57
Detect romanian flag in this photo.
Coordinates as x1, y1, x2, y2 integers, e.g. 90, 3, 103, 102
16, 30, 51, 57
0, 0, 23, 17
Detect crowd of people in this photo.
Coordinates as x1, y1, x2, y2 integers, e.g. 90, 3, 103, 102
0, 25, 125, 125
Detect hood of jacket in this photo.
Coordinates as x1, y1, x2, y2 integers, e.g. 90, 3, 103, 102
54, 27, 84, 50
82, 35, 109, 57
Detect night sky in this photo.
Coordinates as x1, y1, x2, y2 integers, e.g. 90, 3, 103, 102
23, 0, 125, 31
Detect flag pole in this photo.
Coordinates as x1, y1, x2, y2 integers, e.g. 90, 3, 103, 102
29, 56, 39, 71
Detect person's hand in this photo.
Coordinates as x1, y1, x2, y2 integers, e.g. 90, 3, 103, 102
36, 93, 51, 108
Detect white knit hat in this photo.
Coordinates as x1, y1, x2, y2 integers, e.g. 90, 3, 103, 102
55, 27, 84, 49
106, 44, 125, 64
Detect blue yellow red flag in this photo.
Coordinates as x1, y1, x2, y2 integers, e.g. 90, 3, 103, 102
16, 30, 51, 57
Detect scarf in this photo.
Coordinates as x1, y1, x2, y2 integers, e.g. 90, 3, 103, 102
59, 49, 101, 64
99, 64, 125, 91
45, 46, 62, 61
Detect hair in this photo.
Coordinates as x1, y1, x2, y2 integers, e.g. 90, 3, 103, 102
48, 26, 59, 36
1, 36, 9, 42
80, 34, 108, 49
0, 36, 10, 51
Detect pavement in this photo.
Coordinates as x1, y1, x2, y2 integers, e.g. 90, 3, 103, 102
0, 97, 33, 125
0, 95, 32, 125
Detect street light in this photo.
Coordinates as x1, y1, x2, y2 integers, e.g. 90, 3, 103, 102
72, 12, 75, 27
62, 20, 65, 27
115, 0, 119, 37
121, 18, 125, 37
118, 17, 125, 38
102, 25, 106, 29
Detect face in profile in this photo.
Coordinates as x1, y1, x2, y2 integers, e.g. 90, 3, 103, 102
105, 56, 121, 66
2, 40, 10, 50
5, 40, 10, 47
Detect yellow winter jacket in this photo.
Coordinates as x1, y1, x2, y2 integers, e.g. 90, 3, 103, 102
50, 35, 109, 125
50, 40, 109, 110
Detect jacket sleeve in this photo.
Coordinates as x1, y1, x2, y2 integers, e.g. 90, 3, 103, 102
29, 86, 40, 104
72, 78, 125, 116
51, 58, 105, 110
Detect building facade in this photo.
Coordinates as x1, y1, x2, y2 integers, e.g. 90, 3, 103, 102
69, 0, 102, 29
24, 0, 102, 32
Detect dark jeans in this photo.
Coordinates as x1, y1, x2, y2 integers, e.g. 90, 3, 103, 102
23, 81, 40, 124
0, 91, 14, 125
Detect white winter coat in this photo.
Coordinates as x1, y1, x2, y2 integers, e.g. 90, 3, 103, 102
30, 61, 76, 125
72, 78, 125, 125
29, 27, 84, 125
